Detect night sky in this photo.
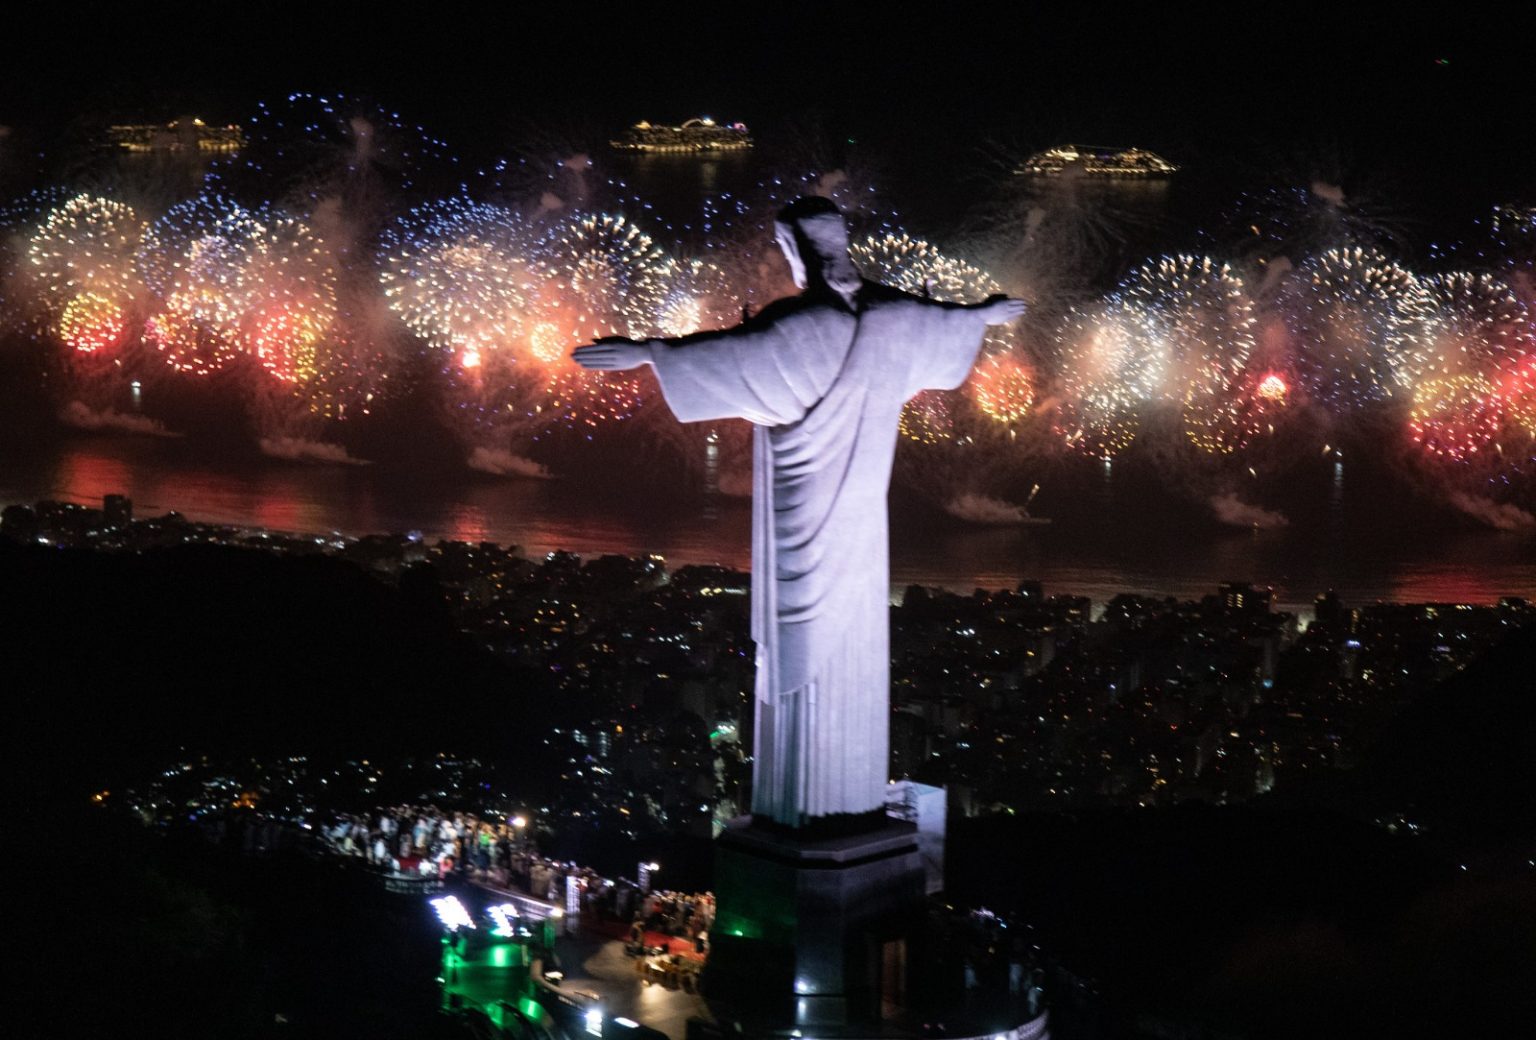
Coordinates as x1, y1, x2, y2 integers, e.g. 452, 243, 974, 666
2, 3, 1532, 201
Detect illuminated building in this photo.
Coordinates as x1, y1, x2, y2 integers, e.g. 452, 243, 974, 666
1015, 144, 1177, 177
609, 117, 752, 154
1219, 581, 1273, 615
106, 118, 244, 154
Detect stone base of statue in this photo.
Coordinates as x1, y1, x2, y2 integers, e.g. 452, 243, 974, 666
700, 814, 928, 1030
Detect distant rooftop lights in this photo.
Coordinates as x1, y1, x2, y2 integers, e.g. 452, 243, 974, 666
430, 895, 475, 931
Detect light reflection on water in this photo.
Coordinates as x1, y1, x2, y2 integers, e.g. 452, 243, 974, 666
5, 435, 1534, 618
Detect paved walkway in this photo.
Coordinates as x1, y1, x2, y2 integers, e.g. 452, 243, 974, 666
584, 917, 707, 962
553, 934, 713, 1040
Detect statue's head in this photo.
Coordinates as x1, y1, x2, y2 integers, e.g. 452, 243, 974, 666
774, 196, 852, 292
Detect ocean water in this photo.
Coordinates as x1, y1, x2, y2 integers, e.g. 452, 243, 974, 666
4, 434, 1531, 619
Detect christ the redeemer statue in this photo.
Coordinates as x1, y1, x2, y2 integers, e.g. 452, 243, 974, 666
575, 196, 1024, 828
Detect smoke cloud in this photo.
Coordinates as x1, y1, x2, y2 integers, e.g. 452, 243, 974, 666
60, 402, 178, 438
945, 492, 1035, 525
466, 447, 551, 478
1209, 493, 1290, 529
1446, 491, 1536, 530
258, 437, 370, 465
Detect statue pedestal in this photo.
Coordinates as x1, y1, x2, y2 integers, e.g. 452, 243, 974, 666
704, 816, 927, 1029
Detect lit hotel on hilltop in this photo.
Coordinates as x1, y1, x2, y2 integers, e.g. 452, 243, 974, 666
610, 117, 753, 154
1015, 144, 1177, 177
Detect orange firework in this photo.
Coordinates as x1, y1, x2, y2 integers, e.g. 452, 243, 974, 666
56, 292, 129, 355
969, 352, 1037, 426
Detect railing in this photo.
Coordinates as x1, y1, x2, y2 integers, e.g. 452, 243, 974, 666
377, 869, 445, 895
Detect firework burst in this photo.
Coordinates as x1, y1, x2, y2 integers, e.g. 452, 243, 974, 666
55, 290, 129, 355
536, 212, 673, 341
898, 391, 958, 445
139, 197, 266, 374
1112, 254, 1271, 456
233, 215, 338, 383
850, 231, 1001, 303
524, 212, 676, 429
136, 195, 264, 297
380, 200, 538, 371
968, 350, 1037, 426
1120, 254, 1255, 402
23, 194, 146, 354
655, 258, 742, 337
1408, 373, 1505, 463
1053, 302, 1163, 458
1280, 247, 1431, 410
1183, 369, 1291, 455
144, 206, 338, 381
849, 230, 1012, 441
1500, 354, 1536, 437
1414, 272, 1532, 381
145, 295, 240, 376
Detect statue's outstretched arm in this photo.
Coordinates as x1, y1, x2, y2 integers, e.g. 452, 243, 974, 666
968, 295, 1028, 325
572, 313, 773, 373
571, 337, 656, 372
573, 314, 799, 426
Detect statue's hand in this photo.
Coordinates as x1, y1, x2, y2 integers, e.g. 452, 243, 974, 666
572, 338, 654, 371
978, 295, 1027, 326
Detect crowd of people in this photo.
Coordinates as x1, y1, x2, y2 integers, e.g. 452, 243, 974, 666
629, 889, 715, 955
321, 806, 484, 877
319, 806, 601, 894
316, 805, 714, 954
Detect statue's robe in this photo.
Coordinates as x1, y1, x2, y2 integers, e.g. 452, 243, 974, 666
651, 282, 989, 827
